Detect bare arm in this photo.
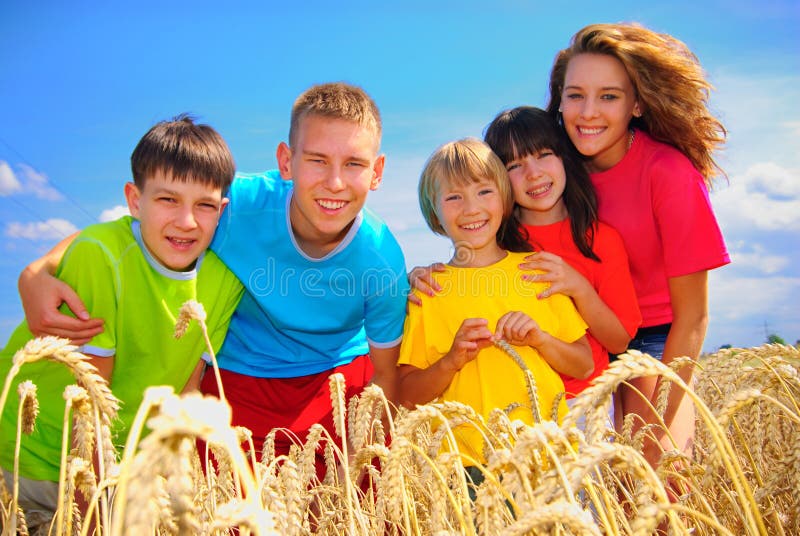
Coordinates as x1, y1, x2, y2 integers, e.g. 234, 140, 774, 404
520, 252, 632, 353
494, 311, 594, 380
397, 318, 493, 408
18, 232, 104, 343
181, 361, 206, 394
368, 344, 402, 404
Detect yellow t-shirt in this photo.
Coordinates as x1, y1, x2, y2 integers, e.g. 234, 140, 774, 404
398, 251, 587, 464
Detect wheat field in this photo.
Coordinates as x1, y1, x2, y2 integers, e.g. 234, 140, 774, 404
0, 307, 797, 535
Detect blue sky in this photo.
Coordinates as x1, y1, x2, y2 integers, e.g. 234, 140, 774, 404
1, 1, 798, 350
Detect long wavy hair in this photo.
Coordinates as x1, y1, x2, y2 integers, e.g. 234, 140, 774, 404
485, 106, 600, 261
547, 23, 726, 185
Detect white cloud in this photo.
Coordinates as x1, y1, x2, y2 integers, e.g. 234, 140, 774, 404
99, 205, 129, 222
5, 219, 79, 241
729, 243, 790, 275
18, 164, 63, 201
713, 161, 800, 231
0, 161, 22, 196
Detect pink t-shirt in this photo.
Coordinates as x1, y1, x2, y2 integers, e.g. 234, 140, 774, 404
524, 220, 641, 397
590, 130, 730, 327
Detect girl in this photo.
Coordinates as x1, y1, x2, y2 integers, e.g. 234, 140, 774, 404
483, 106, 641, 425
397, 138, 592, 467
547, 23, 730, 462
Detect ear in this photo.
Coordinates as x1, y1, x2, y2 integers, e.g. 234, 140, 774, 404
369, 154, 386, 191
633, 101, 643, 118
219, 197, 229, 214
276, 142, 293, 180
124, 182, 142, 218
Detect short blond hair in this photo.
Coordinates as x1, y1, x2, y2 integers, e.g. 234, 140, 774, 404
289, 82, 382, 149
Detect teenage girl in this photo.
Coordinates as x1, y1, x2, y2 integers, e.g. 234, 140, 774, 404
547, 23, 729, 462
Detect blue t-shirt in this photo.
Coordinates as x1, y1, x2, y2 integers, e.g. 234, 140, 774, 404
210, 170, 409, 377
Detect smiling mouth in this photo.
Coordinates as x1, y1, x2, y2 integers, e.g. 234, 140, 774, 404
577, 126, 606, 136
460, 220, 488, 231
167, 237, 196, 249
317, 199, 347, 210
528, 183, 553, 198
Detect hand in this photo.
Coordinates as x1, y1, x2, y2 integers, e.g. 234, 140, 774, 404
519, 251, 590, 299
19, 265, 104, 344
443, 318, 493, 371
494, 311, 547, 349
407, 262, 447, 306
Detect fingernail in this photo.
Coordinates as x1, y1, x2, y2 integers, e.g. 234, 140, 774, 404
77, 312, 90, 320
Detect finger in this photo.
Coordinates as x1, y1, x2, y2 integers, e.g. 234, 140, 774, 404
60, 286, 91, 321
432, 262, 447, 273
407, 293, 423, 307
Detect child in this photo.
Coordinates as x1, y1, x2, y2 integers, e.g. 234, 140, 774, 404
483, 106, 641, 423
547, 23, 730, 461
17, 83, 410, 480
397, 137, 592, 467
0, 115, 243, 521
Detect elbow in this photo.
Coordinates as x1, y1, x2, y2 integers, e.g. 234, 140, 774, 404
577, 361, 594, 380
606, 335, 633, 356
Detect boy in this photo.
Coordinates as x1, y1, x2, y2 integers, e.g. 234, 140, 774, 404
0, 115, 243, 522
17, 83, 410, 478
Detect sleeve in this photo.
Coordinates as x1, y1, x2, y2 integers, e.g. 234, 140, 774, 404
650, 152, 730, 278
56, 236, 119, 357
206, 271, 245, 357
396, 297, 433, 369
549, 293, 588, 343
595, 225, 642, 337
363, 238, 410, 349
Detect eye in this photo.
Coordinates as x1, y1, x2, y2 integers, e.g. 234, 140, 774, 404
564, 92, 583, 100
346, 161, 366, 168
506, 162, 520, 172
198, 202, 219, 210
443, 194, 460, 202
158, 196, 177, 203
601, 94, 619, 101
537, 151, 554, 159
478, 188, 495, 196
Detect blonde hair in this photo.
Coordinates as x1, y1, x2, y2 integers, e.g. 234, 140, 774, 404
547, 23, 726, 184
289, 82, 382, 149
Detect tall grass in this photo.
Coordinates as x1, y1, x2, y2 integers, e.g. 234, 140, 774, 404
0, 316, 797, 534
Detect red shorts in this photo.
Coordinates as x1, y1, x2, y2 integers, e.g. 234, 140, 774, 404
200, 355, 373, 480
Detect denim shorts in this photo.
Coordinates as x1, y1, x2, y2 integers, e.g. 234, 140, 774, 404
626, 323, 671, 361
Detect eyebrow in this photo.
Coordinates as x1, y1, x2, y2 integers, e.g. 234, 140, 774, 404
563, 84, 626, 92
302, 150, 371, 165
152, 187, 220, 204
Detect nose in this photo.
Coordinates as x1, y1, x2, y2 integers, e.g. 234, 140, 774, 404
462, 193, 480, 214
524, 159, 544, 179
175, 205, 198, 230
580, 97, 598, 119
325, 168, 345, 192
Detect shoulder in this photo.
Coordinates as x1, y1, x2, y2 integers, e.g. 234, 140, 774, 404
355, 207, 406, 268
227, 169, 291, 208
592, 222, 626, 251
638, 132, 702, 184
67, 216, 136, 259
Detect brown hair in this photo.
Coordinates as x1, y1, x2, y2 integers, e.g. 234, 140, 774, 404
130, 114, 235, 193
547, 23, 726, 184
289, 82, 382, 149
418, 138, 531, 253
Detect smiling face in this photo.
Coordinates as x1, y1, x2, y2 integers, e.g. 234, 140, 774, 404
125, 170, 227, 271
277, 114, 384, 257
435, 177, 506, 268
560, 53, 641, 173
505, 148, 568, 226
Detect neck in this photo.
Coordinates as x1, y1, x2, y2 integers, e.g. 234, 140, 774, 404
449, 242, 507, 268
519, 202, 568, 226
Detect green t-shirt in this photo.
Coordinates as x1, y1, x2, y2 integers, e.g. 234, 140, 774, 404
0, 216, 243, 481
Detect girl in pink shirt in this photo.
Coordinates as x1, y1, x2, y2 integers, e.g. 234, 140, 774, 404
547, 23, 730, 464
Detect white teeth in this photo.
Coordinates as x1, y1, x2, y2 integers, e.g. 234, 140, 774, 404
170, 238, 193, 244
461, 221, 486, 230
530, 183, 551, 196
579, 127, 604, 135
318, 199, 346, 209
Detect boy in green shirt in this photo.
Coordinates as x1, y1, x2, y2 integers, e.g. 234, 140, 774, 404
0, 115, 243, 523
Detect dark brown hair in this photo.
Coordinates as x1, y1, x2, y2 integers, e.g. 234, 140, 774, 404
130, 114, 235, 194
